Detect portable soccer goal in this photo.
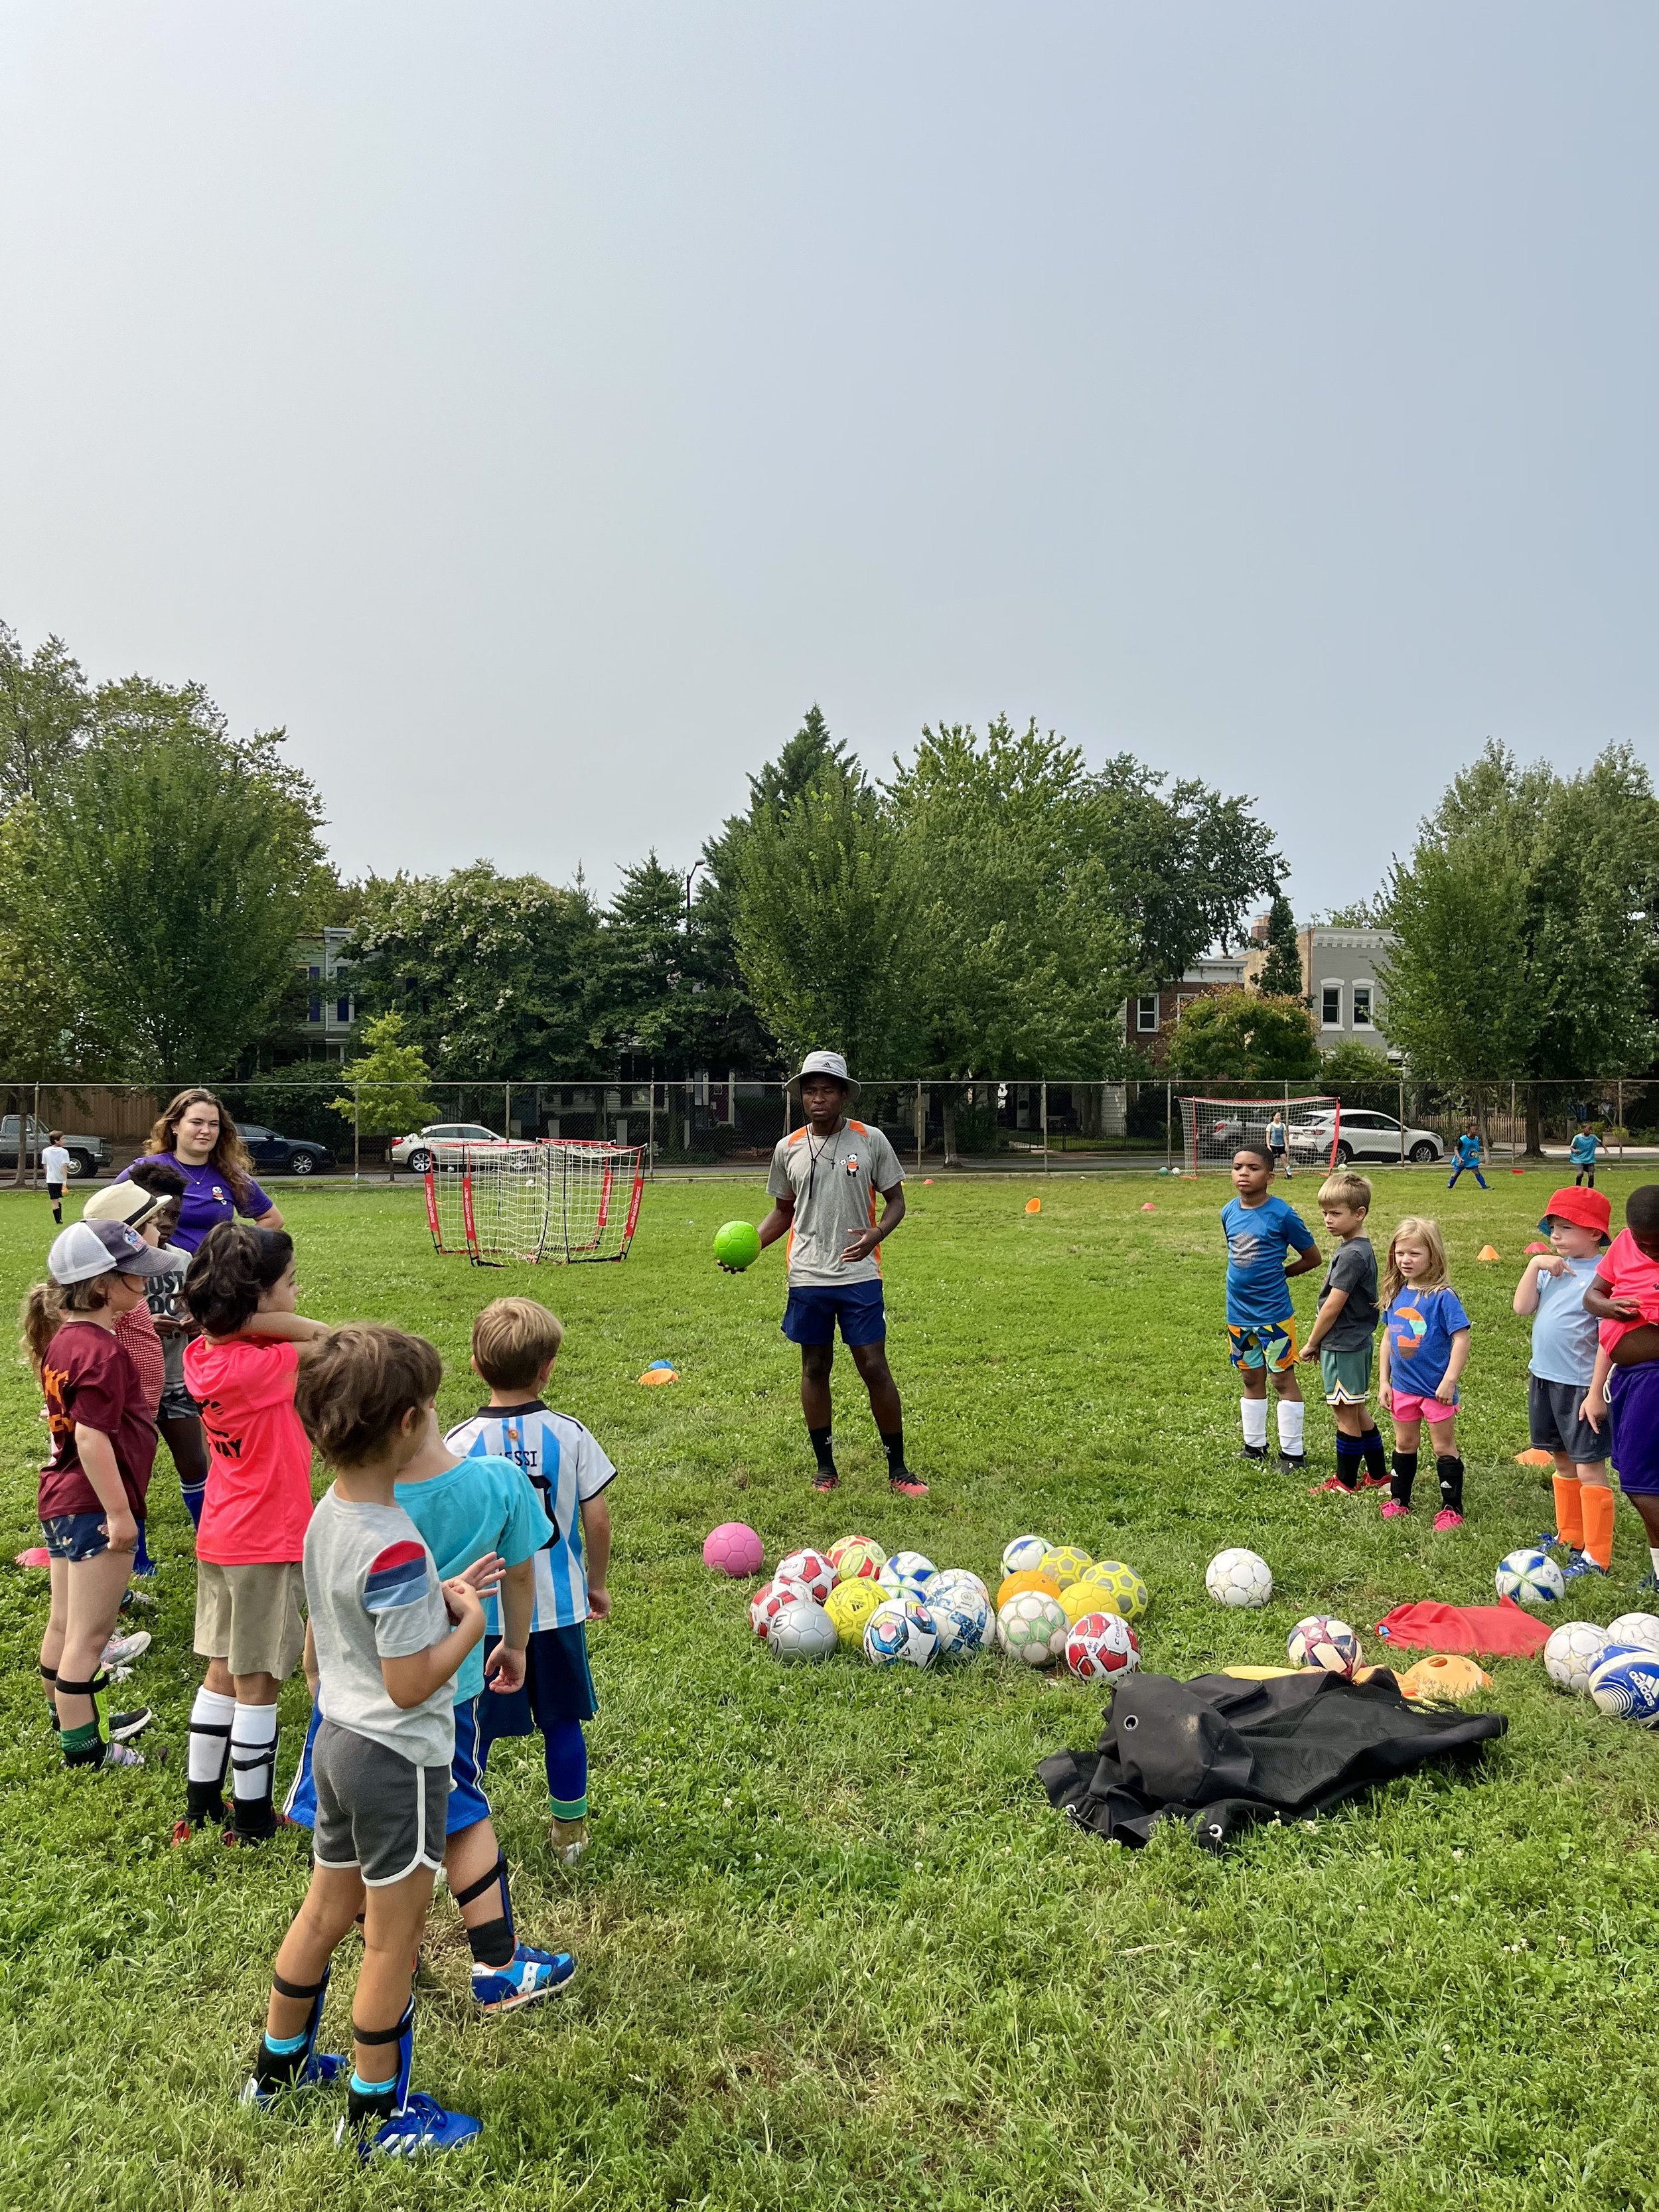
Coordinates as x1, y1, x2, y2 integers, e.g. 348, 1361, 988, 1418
1178, 1096, 1341, 1176
425, 1140, 644, 1265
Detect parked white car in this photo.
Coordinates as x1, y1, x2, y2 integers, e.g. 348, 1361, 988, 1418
392, 1122, 508, 1175
1290, 1108, 1443, 1166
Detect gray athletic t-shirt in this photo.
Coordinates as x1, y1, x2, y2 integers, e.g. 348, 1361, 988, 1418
767, 1118, 905, 1286
1318, 1234, 1380, 1353
303, 1488, 457, 1769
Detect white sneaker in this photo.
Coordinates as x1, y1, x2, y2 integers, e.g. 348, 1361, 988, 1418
102, 1631, 152, 1668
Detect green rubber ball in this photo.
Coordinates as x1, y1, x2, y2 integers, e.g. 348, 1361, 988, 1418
713, 1219, 762, 1272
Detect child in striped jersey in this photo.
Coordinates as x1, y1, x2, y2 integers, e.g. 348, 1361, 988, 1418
446, 1297, 614, 1866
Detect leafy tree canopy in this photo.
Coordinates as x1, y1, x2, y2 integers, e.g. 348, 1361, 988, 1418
330, 1012, 439, 1139
1164, 990, 1321, 1081
1255, 892, 1303, 998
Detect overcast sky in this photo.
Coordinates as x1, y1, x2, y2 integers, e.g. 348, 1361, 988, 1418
2, 3, 1654, 921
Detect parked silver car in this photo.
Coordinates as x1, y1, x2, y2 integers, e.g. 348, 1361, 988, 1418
1290, 1108, 1443, 1166
391, 1122, 508, 1175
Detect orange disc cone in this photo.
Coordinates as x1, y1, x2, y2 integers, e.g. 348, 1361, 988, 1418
1024, 1197, 1042, 1215
1477, 1244, 1500, 1262
1515, 1448, 1555, 1468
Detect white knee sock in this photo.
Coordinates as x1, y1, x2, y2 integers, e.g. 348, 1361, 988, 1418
231, 1702, 279, 1803
1277, 1399, 1305, 1455
1650, 1547, 1659, 1582
1242, 1398, 1269, 1447
188, 1687, 236, 1784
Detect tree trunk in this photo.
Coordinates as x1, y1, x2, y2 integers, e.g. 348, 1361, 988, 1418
1524, 1081, 1545, 1159
942, 1091, 958, 1167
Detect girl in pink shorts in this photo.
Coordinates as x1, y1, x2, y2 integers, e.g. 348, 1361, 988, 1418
1378, 1216, 1471, 1531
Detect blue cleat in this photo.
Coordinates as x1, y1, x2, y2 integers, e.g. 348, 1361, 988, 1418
1561, 1553, 1610, 1582
338, 2093, 482, 2160
241, 2052, 348, 2109
471, 1943, 577, 2013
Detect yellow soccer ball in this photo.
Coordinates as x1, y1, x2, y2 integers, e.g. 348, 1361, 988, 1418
1056, 1580, 1099, 1626
1041, 1544, 1094, 1590
830, 1535, 888, 1583
1081, 1559, 1149, 1623
825, 1578, 883, 1649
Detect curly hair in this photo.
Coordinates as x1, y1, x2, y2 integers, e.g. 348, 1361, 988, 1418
183, 1221, 294, 1339
145, 1088, 256, 1205
295, 1324, 442, 1469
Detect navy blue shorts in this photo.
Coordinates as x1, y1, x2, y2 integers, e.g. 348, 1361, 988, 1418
478, 1625, 597, 1754
283, 1694, 491, 1836
41, 1512, 113, 1563
781, 1278, 887, 1348
1611, 1363, 1659, 1497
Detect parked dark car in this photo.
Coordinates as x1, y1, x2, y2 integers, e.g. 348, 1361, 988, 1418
0, 1115, 109, 1179
237, 1124, 335, 1176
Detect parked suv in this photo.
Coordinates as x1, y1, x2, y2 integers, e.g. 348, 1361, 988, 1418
237, 1124, 336, 1177
391, 1123, 508, 1175
1289, 1109, 1443, 1166
0, 1116, 109, 1180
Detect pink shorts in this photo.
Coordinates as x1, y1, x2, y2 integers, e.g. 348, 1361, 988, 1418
1390, 1389, 1458, 1426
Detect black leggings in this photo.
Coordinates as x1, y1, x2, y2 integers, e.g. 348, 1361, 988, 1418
1576, 1167, 1596, 1187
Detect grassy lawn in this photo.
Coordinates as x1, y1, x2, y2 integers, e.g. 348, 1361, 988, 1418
3, 1166, 1659, 2211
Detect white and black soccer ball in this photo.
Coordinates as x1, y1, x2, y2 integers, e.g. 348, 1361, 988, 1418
1206, 1548, 1273, 1609
1589, 1642, 1659, 1725
1287, 1615, 1362, 1677
863, 1596, 938, 1669
766, 1597, 839, 1664
1001, 1534, 1050, 1578
1605, 1612, 1659, 1653
1494, 1548, 1565, 1605
1543, 1620, 1609, 1696
930, 1585, 991, 1657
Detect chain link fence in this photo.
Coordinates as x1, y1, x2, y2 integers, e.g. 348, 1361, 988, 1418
0, 1074, 1656, 1183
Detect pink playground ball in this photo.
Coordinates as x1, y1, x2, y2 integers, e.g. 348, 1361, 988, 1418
703, 1522, 764, 1578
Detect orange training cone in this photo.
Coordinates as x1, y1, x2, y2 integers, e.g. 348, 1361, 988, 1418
1025, 1197, 1042, 1215
1515, 1449, 1555, 1468
1477, 1244, 1500, 1262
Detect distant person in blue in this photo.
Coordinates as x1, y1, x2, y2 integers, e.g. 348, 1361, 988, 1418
1222, 1143, 1323, 1469
1447, 1122, 1487, 1191
1569, 1128, 1601, 1189
1265, 1110, 1291, 1179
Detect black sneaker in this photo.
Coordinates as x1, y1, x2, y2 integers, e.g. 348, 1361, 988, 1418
108, 1706, 153, 1743
1239, 1444, 1269, 1462
812, 1471, 840, 1493
1278, 1451, 1306, 1471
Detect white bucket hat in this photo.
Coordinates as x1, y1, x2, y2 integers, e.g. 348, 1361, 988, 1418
790, 1049, 858, 1098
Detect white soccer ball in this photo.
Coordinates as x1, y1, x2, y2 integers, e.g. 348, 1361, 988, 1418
1287, 1615, 1362, 1677
749, 1574, 812, 1639
863, 1596, 938, 1669
1589, 1643, 1659, 1726
997, 1589, 1068, 1666
775, 1547, 834, 1605
1064, 1611, 1141, 1682
932, 1567, 991, 1611
1206, 1549, 1273, 1609
930, 1584, 991, 1657
1543, 1620, 1609, 1696
766, 1597, 839, 1664
1494, 1548, 1565, 1605
1605, 1612, 1659, 1653
1001, 1534, 1050, 1578
878, 1550, 938, 1600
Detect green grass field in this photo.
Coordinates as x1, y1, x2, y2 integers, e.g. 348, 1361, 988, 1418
4, 1167, 1659, 2211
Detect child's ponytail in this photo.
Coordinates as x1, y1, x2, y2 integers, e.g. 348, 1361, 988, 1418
19, 1278, 110, 1375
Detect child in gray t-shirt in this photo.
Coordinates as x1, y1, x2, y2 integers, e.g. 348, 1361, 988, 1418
1299, 1172, 1389, 1495
246, 1325, 494, 2162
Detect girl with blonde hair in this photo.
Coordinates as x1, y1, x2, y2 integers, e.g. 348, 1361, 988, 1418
1378, 1216, 1471, 1530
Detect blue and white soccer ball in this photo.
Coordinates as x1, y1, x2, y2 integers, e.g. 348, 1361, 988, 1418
930, 1584, 991, 1657
1001, 1534, 1050, 1578
1543, 1620, 1609, 1696
1494, 1548, 1565, 1604
863, 1596, 938, 1669
1589, 1642, 1659, 1726
1287, 1615, 1362, 1677
879, 1550, 938, 1601
932, 1567, 991, 1612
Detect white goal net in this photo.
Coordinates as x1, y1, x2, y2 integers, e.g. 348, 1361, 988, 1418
425, 1141, 644, 1265
1178, 1096, 1341, 1176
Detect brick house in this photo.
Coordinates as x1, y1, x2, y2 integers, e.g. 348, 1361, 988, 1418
1124, 954, 1248, 1061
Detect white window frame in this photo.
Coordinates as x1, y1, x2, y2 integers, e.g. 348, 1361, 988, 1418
1352, 980, 1374, 1029
1320, 980, 1343, 1029
1136, 995, 1159, 1032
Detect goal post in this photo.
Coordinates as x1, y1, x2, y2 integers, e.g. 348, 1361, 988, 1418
1178, 1096, 1341, 1176
425, 1140, 644, 1265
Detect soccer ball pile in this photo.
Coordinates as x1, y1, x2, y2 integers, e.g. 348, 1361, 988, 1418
1544, 1611, 1659, 1723
996, 1535, 1147, 1679
745, 1537, 995, 1671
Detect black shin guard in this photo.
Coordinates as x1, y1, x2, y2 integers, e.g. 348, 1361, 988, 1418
1390, 1451, 1419, 1508
456, 1850, 516, 1969
348, 2003, 413, 2125
40, 1663, 59, 1732
1437, 1454, 1465, 1514
256, 1967, 331, 2089
880, 1426, 906, 1479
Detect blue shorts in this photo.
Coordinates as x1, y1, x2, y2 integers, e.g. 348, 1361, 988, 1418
41, 1512, 113, 1563
283, 1694, 490, 1836
1610, 1363, 1659, 1497
781, 1278, 887, 1348
478, 1624, 597, 1753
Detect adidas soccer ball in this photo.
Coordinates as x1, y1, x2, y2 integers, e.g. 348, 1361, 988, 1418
1080, 1560, 1149, 1623
776, 1548, 833, 1605
932, 1568, 991, 1611
768, 1598, 839, 1664
863, 1596, 938, 1668
1287, 1615, 1363, 1677
750, 1574, 812, 1638
998, 1589, 1068, 1667
1001, 1534, 1050, 1578
703, 1522, 764, 1578
829, 1535, 887, 1583
1494, 1548, 1565, 1604
1056, 1581, 1100, 1627
1206, 1549, 1273, 1608
930, 1584, 991, 1657
1544, 1620, 1609, 1696
1041, 1543, 1094, 1589
879, 1550, 938, 1600
1605, 1612, 1659, 1652
825, 1578, 884, 1649
1589, 1643, 1659, 1724
1064, 1611, 1140, 1682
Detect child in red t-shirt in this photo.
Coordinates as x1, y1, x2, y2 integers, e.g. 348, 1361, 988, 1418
23, 1219, 180, 1771
177, 1222, 330, 1843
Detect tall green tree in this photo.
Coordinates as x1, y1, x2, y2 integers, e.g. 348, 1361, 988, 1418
1086, 756, 1284, 980
0, 622, 91, 814
1255, 893, 1304, 998
1163, 990, 1321, 1081
597, 851, 742, 1071
330, 1013, 439, 1143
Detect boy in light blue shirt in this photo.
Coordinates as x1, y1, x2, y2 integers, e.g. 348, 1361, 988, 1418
1569, 1128, 1601, 1188
1221, 1143, 1321, 1468
1447, 1123, 1487, 1189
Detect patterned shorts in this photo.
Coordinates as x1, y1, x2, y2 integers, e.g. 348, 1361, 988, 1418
1228, 1319, 1298, 1374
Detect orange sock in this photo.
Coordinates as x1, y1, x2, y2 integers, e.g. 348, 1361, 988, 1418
1581, 1483, 1615, 1570
1552, 1473, 1584, 1550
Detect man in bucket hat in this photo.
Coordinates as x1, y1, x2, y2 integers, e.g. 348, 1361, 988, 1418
751, 1052, 924, 1496
1516, 1184, 1613, 1578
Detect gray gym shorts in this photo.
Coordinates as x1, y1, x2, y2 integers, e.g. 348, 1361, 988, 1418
311, 1719, 451, 1887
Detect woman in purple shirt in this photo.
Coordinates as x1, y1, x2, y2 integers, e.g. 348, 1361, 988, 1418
119, 1088, 284, 1254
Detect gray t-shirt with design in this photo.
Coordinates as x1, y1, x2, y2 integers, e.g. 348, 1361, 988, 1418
1318, 1234, 1380, 1353
767, 1118, 905, 1286
303, 1487, 457, 1770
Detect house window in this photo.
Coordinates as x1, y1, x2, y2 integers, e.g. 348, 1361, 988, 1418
1321, 984, 1342, 1028
1136, 995, 1159, 1032
1352, 983, 1373, 1028
336, 995, 351, 1023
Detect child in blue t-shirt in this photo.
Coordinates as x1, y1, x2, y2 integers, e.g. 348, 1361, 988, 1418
1377, 1216, 1471, 1530
1569, 1129, 1601, 1188
1447, 1123, 1487, 1190
1221, 1144, 1322, 1468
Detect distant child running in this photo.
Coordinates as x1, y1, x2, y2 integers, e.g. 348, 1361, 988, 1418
1448, 1122, 1487, 1190
1378, 1217, 1471, 1529
22, 1219, 178, 1771
1569, 1128, 1601, 1188
1514, 1185, 1613, 1580
446, 1296, 613, 1866
1222, 1143, 1321, 1469
752, 1050, 921, 1496
42, 1132, 70, 1226
1583, 1186, 1659, 1593
245, 1325, 490, 2158
176, 1223, 329, 1845
1265, 1110, 1292, 1179
1299, 1171, 1388, 1494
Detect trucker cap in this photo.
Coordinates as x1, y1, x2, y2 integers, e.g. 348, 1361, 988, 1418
47, 1218, 181, 1286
